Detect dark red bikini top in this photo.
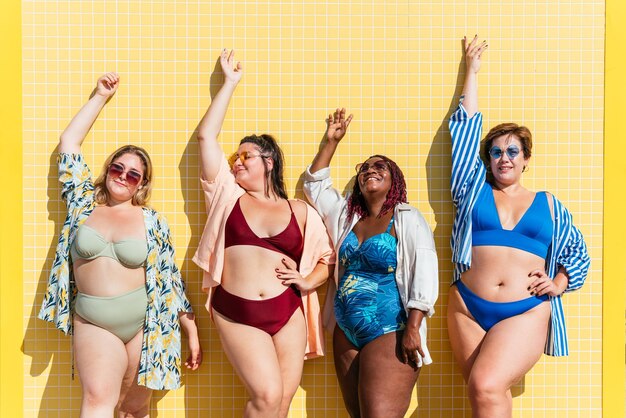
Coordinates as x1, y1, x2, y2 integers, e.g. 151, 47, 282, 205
224, 198, 304, 266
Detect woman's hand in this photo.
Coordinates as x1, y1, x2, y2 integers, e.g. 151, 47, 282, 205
179, 312, 203, 370
326, 108, 353, 144
401, 324, 425, 371
195, 48, 242, 181
220, 49, 243, 86
459, 35, 486, 117
401, 309, 426, 370
309, 108, 353, 172
276, 258, 314, 292
95, 72, 120, 98
464, 35, 487, 75
184, 334, 203, 371
528, 268, 566, 297
59, 72, 119, 152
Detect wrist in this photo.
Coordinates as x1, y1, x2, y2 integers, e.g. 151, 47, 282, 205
92, 93, 111, 103
554, 274, 568, 295
406, 309, 425, 329
324, 137, 341, 147
300, 275, 316, 291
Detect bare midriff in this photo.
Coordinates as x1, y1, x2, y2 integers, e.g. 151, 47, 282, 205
73, 258, 145, 297
72, 206, 146, 297
222, 246, 297, 299
461, 245, 546, 302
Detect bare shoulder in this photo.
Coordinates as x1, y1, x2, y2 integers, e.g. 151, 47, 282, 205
289, 199, 309, 229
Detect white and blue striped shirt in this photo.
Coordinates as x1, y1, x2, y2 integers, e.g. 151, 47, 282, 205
449, 103, 590, 356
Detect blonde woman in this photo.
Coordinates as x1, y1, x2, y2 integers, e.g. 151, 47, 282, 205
39, 73, 201, 417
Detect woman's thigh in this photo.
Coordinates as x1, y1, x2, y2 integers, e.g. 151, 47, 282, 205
469, 301, 550, 390
358, 331, 419, 418
272, 308, 307, 399
73, 315, 129, 400
213, 308, 284, 397
117, 329, 152, 416
332, 325, 360, 414
447, 284, 487, 381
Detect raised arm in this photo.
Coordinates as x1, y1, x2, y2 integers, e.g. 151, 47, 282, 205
449, 36, 487, 204
59, 73, 119, 154
196, 49, 243, 181
309, 108, 353, 174
461, 35, 486, 118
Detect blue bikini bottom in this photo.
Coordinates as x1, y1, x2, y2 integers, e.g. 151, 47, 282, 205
455, 280, 548, 331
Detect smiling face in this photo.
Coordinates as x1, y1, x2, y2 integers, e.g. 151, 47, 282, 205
230, 142, 272, 191
356, 157, 392, 197
105, 153, 146, 203
489, 134, 530, 187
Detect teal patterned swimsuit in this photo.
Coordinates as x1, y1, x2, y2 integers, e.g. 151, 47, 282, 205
335, 218, 407, 348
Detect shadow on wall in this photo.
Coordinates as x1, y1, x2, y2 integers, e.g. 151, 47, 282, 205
413, 50, 525, 417
177, 55, 250, 416
412, 50, 469, 418
21, 148, 82, 417
292, 124, 345, 418
19, 149, 172, 417
21, 57, 527, 418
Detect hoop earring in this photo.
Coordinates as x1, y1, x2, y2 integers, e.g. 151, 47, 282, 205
522, 165, 528, 173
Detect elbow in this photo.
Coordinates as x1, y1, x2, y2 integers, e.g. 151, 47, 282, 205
197, 132, 219, 145
327, 264, 335, 281
58, 133, 79, 152
196, 129, 212, 142
58, 133, 70, 146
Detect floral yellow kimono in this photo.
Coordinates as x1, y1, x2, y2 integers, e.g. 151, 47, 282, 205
38, 153, 193, 390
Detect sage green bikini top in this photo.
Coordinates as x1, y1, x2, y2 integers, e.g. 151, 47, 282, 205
70, 224, 148, 268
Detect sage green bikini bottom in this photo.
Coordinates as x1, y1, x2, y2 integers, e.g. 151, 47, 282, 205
75, 286, 147, 343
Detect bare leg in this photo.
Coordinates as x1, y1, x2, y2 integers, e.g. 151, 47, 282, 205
358, 332, 419, 418
117, 329, 152, 418
467, 303, 550, 418
74, 315, 128, 418
447, 285, 550, 418
332, 326, 361, 418
213, 308, 285, 417
446, 284, 487, 382
272, 309, 307, 418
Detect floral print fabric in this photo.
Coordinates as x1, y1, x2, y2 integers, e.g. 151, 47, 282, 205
38, 153, 192, 389
335, 222, 406, 349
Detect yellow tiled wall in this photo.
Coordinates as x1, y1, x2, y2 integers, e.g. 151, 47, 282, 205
20, 1, 604, 416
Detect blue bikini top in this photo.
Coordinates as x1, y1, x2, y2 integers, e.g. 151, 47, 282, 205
471, 186, 553, 259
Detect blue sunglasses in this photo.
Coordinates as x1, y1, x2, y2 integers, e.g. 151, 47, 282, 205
489, 145, 520, 160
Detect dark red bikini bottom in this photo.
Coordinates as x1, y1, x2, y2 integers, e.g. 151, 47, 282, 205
211, 285, 303, 336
